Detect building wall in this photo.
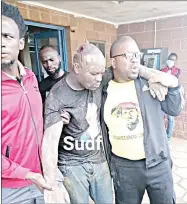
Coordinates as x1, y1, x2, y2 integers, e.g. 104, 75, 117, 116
5, 1, 186, 139
5, 0, 117, 69
118, 16, 187, 139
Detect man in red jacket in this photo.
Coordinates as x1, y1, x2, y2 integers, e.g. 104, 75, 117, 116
161, 53, 181, 139
1, 2, 52, 203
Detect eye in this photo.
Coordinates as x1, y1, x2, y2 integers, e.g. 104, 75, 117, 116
4, 34, 13, 39
125, 53, 133, 60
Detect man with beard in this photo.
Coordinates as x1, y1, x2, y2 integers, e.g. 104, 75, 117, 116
39, 45, 66, 102
1, 2, 53, 203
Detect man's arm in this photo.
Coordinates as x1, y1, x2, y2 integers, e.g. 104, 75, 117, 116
139, 64, 183, 115
42, 121, 63, 186
2, 155, 52, 192
42, 90, 63, 186
42, 90, 67, 203
139, 64, 179, 88
2, 155, 30, 179
160, 85, 183, 116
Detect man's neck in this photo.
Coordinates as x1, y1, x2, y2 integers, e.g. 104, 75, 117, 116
66, 73, 84, 91
113, 71, 129, 83
52, 70, 64, 79
2, 60, 20, 78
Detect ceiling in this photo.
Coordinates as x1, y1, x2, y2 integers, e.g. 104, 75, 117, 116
22, 1, 187, 25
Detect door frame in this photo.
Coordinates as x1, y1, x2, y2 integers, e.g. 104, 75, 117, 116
24, 21, 68, 80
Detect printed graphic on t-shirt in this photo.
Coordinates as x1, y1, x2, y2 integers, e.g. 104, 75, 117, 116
80, 103, 101, 141
111, 102, 139, 131
104, 80, 145, 159
110, 102, 143, 140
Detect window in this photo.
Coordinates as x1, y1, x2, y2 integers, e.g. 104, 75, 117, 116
90, 41, 106, 57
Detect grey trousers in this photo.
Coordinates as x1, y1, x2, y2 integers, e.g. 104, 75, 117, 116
2, 184, 44, 204
111, 154, 175, 204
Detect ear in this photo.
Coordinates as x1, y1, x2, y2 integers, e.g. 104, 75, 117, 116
58, 55, 61, 62
19, 38, 25, 51
111, 58, 116, 69
73, 62, 81, 74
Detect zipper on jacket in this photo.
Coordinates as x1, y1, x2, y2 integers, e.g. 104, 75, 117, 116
136, 78, 149, 170
100, 89, 112, 172
5, 145, 10, 158
18, 81, 43, 174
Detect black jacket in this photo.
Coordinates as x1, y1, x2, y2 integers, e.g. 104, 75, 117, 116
100, 77, 182, 170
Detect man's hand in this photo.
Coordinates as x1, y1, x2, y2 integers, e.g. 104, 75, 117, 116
149, 83, 168, 101
25, 172, 53, 192
44, 186, 66, 204
138, 64, 179, 88
60, 110, 70, 125
148, 72, 179, 88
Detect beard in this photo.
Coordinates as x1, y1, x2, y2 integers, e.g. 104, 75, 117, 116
46, 65, 61, 77
1, 60, 15, 70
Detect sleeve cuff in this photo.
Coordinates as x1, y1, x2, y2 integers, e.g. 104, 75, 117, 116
168, 82, 181, 95
12, 166, 31, 180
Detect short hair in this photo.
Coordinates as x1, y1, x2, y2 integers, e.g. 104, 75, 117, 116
110, 36, 135, 58
168, 53, 178, 60
2, 1, 28, 38
39, 45, 58, 53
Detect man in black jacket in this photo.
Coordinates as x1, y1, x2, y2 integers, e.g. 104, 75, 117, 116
101, 36, 183, 204
39, 45, 66, 103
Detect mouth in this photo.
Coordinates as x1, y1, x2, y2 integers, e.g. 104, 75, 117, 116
94, 83, 100, 87
131, 66, 139, 75
1, 53, 9, 58
131, 70, 138, 74
48, 68, 56, 72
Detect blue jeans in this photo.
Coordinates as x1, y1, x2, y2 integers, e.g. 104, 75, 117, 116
59, 161, 113, 204
167, 115, 174, 139
2, 184, 44, 204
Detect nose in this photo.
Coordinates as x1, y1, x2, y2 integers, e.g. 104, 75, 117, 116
47, 61, 53, 68
96, 74, 102, 82
2, 36, 6, 48
131, 56, 139, 64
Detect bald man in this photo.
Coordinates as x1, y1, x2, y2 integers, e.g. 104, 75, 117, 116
42, 42, 113, 204
100, 36, 183, 204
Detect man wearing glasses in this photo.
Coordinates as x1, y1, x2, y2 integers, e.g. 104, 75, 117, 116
100, 36, 183, 204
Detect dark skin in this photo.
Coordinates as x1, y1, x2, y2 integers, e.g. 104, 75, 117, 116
110, 37, 178, 101
2, 15, 52, 192
66, 44, 106, 91
39, 47, 64, 79
111, 40, 140, 83
1, 16, 24, 77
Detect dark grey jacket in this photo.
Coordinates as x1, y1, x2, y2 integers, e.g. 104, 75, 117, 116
100, 77, 182, 169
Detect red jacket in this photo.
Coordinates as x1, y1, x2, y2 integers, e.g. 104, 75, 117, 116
161, 66, 181, 78
2, 65, 43, 188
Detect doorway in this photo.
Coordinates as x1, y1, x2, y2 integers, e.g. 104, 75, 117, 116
21, 21, 68, 82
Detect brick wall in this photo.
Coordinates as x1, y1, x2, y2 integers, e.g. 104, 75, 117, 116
118, 16, 187, 139
5, 0, 116, 69
5, 1, 186, 139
